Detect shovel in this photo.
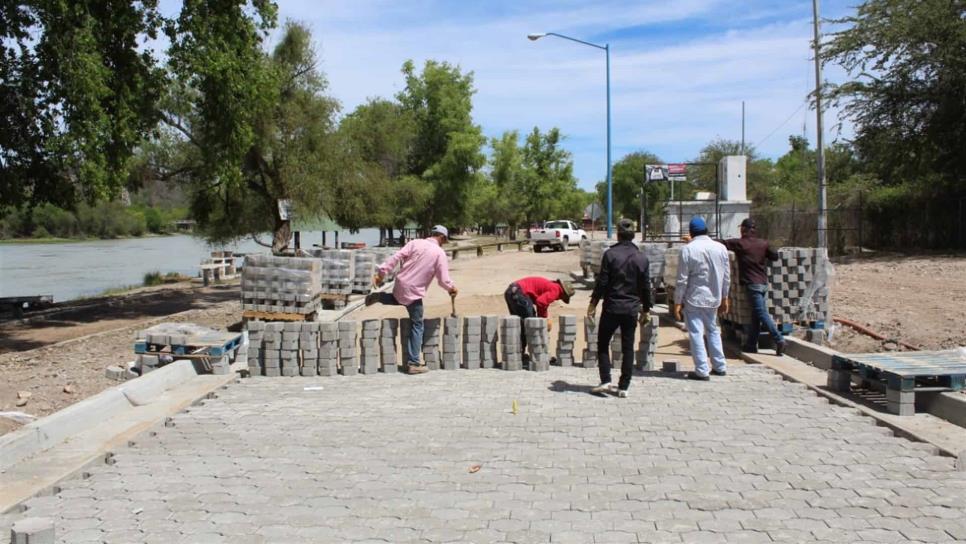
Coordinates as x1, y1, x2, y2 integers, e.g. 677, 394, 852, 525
450, 292, 457, 318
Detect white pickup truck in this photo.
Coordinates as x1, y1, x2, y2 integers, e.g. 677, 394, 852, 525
531, 220, 587, 252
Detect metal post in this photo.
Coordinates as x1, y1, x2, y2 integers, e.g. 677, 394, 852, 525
813, 0, 828, 249
639, 186, 645, 236
741, 101, 746, 155
606, 44, 613, 239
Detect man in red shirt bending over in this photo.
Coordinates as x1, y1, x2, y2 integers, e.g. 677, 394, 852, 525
504, 277, 574, 356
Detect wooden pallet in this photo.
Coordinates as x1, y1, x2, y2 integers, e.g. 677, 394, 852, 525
828, 350, 966, 416
135, 331, 243, 357
242, 310, 316, 322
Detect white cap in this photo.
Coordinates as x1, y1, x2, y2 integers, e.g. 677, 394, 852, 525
430, 225, 449, 239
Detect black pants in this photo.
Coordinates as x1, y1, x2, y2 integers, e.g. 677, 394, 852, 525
504, 283, 535, 349
597, 311, 637, 390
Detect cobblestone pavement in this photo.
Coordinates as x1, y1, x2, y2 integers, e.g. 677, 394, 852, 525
4, 366, 966, 543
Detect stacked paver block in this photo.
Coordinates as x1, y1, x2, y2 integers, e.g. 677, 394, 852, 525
380, 318, 399, 373
352, 251, 378, 293
555, 315, 577, 367
462, 317, 482, 370
318, 323, 339, 376
300, 322, 319, 376
500, 316, 523, 370
641, 242, 670, 291
723, 251, 755, 326
421, 318, 441, 370
338, 321, 358, 375
281, 323, 301, 377
524, 317, 550, 372
317, 249, 353, 298
636, 315, 659, 371
359, 319, 381, 374
768, 247, 831, 326
481, 315, 499, 369
242, 254, 321, 314
262, 323, 283, 377
581, 317, 599, 368
442, 317, 461, 370
246, 321, 264, 376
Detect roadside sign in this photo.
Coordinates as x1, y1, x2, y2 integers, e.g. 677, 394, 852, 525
278, 199, 294, 221
645, 164, 668, 183
668, 163, 687, 182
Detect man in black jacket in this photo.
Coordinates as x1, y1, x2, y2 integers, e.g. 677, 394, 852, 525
587, 219, 652, 398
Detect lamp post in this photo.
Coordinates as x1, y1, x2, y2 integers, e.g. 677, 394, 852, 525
528, 32, 613, 239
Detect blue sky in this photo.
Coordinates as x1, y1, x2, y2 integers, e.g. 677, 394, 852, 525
161, 0, 859, 190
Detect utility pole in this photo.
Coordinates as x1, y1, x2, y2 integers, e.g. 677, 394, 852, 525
741, 101, 746, 155
812, 0, 828, 249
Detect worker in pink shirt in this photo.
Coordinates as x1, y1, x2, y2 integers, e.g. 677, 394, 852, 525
366, 225, 458, 374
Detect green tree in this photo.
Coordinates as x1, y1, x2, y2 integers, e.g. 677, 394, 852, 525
1, 0, 166, 208
163, 13, 339, 253
486, 130, 526, 238
824, 0, 966, 189
518, 127, 580, 225
396, 60, 486, 228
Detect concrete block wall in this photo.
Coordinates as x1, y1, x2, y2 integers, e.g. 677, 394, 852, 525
245, 312, 661, 376
242, 255, 322, 314
580, 240, 671, 290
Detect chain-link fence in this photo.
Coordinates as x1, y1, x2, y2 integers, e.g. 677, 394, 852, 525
750, 197, 966, 256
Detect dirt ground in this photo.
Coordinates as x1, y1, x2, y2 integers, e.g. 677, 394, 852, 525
3, 246, 964, 436
826, 253, 966, 353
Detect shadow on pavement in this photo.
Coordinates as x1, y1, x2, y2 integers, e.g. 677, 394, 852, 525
547, 380, 603, 395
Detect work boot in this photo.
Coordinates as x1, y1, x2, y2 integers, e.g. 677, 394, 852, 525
711, 369, 727, 377
364, 292, 380, 306
686, 371, 710, 381
775, 341, 786, 357
406, 364, 428, 375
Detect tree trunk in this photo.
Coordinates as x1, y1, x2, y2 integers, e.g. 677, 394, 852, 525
272, 219, 291, 255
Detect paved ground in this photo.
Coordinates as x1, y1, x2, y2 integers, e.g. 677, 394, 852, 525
4, 365, 966, 543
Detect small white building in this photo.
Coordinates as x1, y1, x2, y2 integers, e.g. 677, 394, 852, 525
664, 155, 751, 239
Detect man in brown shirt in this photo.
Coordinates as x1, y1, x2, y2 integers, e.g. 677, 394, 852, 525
720, 218, 786, 356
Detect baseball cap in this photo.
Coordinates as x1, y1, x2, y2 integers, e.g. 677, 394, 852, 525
689, 216, 707, 235
617, 218, 635, 234
430, 225, 449, 239
740, 218, 757, 230
556, 279, 575, 303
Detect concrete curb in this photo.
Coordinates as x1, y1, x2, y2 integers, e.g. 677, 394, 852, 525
0, 362, 236, 513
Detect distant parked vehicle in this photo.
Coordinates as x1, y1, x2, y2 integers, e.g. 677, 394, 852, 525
531, 220, 587, 252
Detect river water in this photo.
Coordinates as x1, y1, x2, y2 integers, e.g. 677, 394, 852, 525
0, 229, 381, 302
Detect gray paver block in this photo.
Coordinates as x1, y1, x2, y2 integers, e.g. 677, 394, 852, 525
10, 518, 54, 544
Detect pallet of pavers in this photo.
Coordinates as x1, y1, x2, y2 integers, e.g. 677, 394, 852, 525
828, 350, 966, 416
241, 254, 322, 318
134, 322, 243, 375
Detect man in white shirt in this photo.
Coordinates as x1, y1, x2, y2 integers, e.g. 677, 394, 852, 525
674, 216, 731, 380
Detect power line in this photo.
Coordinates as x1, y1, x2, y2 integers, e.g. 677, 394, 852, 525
754, 99, 808, 149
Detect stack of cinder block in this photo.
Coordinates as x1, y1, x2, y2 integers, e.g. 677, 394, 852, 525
359, 319, 381, 374
500, 316, 523, 370
247, 321, 265, 375
299, 322, 319, 376
242, 255, 322, 314
768, 247, 831, 326
636, 315, 659, 371
352, 252, 378, 293
442, 317, 461, 370
380, 318, 398, 373
481, 315, 499, 369
582, 317, 599, 368
319, 323, 339, 376
339, 321, 358, 375
555, 315, 578, 366
524, 318, 550, 371
641, 242, 670, 291
281, 323, 301, 377
462, 317, 482, 369
723, 251, 755, 325
422, 318, 441, 370
261, 323, 283, 377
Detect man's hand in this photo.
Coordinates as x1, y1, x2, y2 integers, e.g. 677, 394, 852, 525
547, 320, 553, 332
682, 234, 692, 243
586, 301, 597, 319
449, 287, 458, 298
673, 304, 683, 321
719, 298, 731, 316
372, 273, 384, 287
638, 311, 650, 326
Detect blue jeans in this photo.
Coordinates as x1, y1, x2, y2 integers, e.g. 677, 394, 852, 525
684, 304, 726, 377
376, 293, 423, 365
744, 284, 783, 351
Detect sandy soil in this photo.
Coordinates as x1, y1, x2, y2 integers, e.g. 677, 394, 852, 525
827, 254, 966, 354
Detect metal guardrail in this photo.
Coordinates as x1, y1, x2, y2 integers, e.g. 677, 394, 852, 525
446, 240, 530, 259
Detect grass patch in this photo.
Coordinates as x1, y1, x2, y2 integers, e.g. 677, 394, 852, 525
143, 271, 164, 286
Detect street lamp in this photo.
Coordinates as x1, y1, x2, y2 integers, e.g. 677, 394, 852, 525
528, 31, 613, 239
